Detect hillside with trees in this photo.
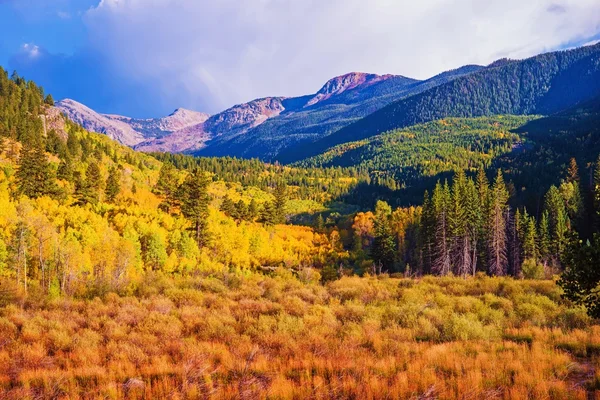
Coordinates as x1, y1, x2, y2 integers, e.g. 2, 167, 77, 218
282, 42, 600, 163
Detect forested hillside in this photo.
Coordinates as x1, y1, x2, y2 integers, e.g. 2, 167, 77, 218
192, 66, 483, 159
284, 43, 600, 163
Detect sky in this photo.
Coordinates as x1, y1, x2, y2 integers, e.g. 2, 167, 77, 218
1, 0, 599, 118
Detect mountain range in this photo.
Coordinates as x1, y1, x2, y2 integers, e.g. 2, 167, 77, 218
56, 42, 600, 165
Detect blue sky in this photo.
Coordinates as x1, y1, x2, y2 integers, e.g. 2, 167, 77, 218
1, 0, 599, 118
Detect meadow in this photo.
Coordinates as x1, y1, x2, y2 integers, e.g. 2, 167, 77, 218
1, 273, 598, 399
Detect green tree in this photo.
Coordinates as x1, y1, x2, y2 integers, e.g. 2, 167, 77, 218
488, 170, 508, 276
371, 200, 396, 271
247, 199, 259, 221
538, 210, 551, 266
220, 195, 235, 217
273, 182, 287, 224
154, 162, 179, 213
234, 200, 248, 222
178, 168, 211, 247
260, 201, 277, 226
105, 167, 121, 203
44, 94, 54, 106
545, 185, 569, 267
558, 232, 600, 318
432, 181, 451, 275
15, 143, 57, 199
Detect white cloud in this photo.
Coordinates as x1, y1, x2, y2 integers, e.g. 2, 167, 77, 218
21, 43, 40, 58
75, 0, 600, 113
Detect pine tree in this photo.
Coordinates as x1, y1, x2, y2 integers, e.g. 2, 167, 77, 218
44, 94, 54, 106
234, 200, 248, 222
105, 167, 121, 203
260, 201, 277, 226
419, 190, 435, 275
15, 143, 57, 199
523, 216, 538, 262
220, 195, 235, 217
544, 185, 569, 267
371, 200, 396, 272
538, 210, 551, 266
155, 162, 179, 213
464, 178, 482, 276
178, 168, 211, 247
476, 167, 490, 271
567, 158, 580, 184
57, 154, 73, 182
558, 232, 600, 318
248, 199, 259, 221
488, 170, 508, 276
432, 181, 451, 275
315, 214, 325, 233
273, 182, 287, 224
449, 170, 471, 277
86, 161, 103, 203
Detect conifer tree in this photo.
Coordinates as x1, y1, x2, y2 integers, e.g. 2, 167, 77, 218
273, 182, 288, 224
464, 178, 482, 275
220, 195, 235, 217
178, 168, 211, 247
235, 200, 248, 222
432, 181, 451, 275
476, 168, 490, 271
544, 185, 569, 267
57, 154, 73, 182
15, 143, 57, 199
105, 167, 121, 203
523, 216, 538, 262
371, 200, 396, 271
538, 210, 551, 266
419, 190, 435, 274
315, 214, 325, 233
559, 232, 600, 318
155, 162, 179, 213
449, 170, 471, 276
248, 199, 259, 221
488, 170, 508, 276
260, 201, 277, 226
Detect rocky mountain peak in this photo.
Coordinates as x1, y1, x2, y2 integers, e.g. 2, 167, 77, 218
306, 72, 396, 106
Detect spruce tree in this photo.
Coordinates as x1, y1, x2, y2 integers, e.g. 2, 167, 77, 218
432, 181, 451, 275
476, 168, 490, 271
273, 182, 288, 224
260, 201, 277, 226
419, 190, 435, 274
559, 232, 600, 318
371, 200, 396, 272
488, 170, 508, 276
544, 185, 569, 267
178, 168, 211, 247
248, 199, 259, 221
234, 200, 248, 222
15, 143, 57, 199
219, 195, 235, 217
105, 167, 121, 203
538, 210, 551, 266
155, 162, 179, 213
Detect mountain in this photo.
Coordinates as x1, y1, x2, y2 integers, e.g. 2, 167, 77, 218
193, 67, 482, 159
55, 99, 210, 147
281, 43, 600, 163
58, 67, 483, 158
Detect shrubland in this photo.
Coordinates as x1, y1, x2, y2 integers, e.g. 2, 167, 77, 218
0, 273, 599, 399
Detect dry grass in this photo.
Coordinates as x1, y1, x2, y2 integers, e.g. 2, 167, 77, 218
0, 273, 598, 399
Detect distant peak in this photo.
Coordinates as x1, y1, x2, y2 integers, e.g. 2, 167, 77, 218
306, 72, 398, 107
